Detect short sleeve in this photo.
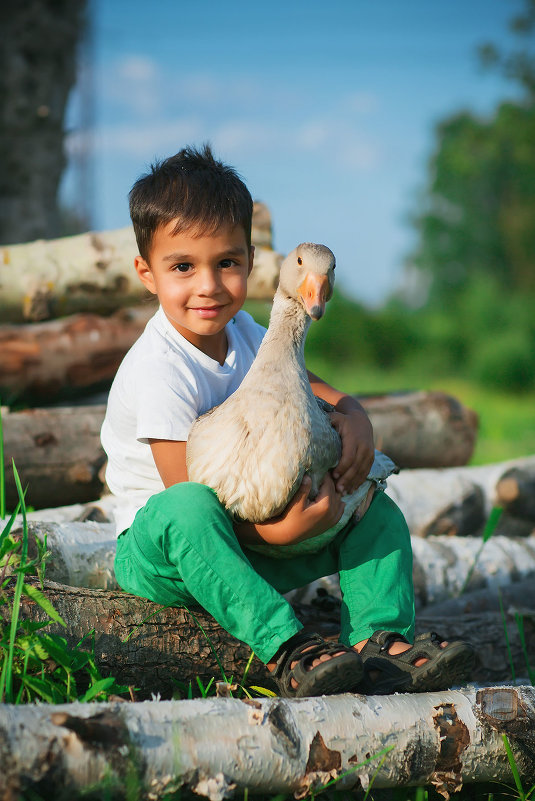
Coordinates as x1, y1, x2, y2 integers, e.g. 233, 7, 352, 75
135, 359, 199, 443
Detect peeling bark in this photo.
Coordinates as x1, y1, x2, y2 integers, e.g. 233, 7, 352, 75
1, 578, 533, 694
0, 687, 534, 799
0, 205, 279, 322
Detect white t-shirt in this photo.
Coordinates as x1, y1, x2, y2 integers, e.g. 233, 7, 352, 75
101, 306, 266, 535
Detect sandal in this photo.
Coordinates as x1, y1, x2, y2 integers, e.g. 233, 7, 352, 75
270, 630, 364, 698
356, 630, 475, 695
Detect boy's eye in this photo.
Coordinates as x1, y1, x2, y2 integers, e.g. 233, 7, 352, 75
219, 259, 236, 269
174, 263, 192, 273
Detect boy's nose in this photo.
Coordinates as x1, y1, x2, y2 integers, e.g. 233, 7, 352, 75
197, 267, 221, 294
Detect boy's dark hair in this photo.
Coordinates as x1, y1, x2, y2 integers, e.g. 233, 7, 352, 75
129, 144, 253, 261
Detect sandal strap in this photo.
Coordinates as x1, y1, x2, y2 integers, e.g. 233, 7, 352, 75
271, 630, 323, 680
360, 630, 410, 660
271, 631, 358, 696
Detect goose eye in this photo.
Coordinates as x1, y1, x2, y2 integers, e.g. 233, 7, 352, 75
297, 257, 303, 265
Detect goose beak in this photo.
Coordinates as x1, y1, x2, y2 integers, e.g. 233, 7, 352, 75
297, 273, 330, 320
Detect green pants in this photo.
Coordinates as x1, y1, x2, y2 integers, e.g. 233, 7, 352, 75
114, 482, 415, 664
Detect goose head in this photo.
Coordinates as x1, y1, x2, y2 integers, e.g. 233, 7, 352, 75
278, 243, 336, 320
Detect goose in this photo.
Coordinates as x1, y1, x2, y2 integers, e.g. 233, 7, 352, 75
186, 243, 396, 557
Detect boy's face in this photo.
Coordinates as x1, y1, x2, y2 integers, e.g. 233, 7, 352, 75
135, 221, 254, 361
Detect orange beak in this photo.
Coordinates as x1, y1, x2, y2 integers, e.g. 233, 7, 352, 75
297, 273, 330, 320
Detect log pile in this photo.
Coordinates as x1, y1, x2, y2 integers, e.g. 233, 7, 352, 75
2, 576, 534, 696
2, 218, 535, 798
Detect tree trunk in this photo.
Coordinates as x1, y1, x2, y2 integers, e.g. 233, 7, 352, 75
0, 205, 279, 322
0, 687, 534, 800
0, 306, 158, 405
0, 0, 87, 245
360, 391, 479, 468
1, 393, 483, 510
1, 578, 534, 695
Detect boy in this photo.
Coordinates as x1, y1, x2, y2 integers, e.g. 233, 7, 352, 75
102, 144, 474, 697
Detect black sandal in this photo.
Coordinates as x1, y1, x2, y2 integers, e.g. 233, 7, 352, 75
357, 630, 475, 695
270, 631, 363, 698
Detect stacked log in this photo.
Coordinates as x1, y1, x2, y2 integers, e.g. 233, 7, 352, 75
1, 391, 480, 510
1, 576, 534, 696
0, 203, 279, 324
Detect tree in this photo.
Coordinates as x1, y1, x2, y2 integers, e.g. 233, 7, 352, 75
0, 0, 87, 245
408, 0, 535, 306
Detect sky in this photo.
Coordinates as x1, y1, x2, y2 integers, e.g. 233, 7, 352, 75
61, 0, 523, 306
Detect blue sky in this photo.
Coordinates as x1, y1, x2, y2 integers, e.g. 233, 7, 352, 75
62, 0, 522, 305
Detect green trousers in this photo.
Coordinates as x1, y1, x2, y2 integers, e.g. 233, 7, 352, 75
114, 482, 415, 664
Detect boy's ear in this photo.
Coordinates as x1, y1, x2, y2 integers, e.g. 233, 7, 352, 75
135, 256, 157, 294
248, 245, 255, 277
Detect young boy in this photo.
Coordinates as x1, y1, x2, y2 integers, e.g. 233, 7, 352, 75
101, 144, 474, 697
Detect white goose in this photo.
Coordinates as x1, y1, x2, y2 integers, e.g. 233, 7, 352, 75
186, 243, 396, 557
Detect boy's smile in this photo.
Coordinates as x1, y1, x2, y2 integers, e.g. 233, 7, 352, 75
135, 221, 254, 363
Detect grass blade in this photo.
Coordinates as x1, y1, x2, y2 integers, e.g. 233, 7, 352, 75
459, 506, 503, 595
22, 583, 67, 627
79, 676, 116, 702
0, 462, 28, 702
182, 605, 229, 683
502, 733, 526, 800
0, 400, 4, 520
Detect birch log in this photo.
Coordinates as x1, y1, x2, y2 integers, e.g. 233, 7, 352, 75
387, 454, 535, 538
2, 576, 534, 693
1, 688, 534, 800
15, 509, 535, 607
1, 406, 107, 510
0, 204, 279, 322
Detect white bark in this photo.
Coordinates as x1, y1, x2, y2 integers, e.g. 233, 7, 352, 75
0, 224, 281, 322
11, 508, 535, 609
387, 455, 535, 538
1, 687, 534, 799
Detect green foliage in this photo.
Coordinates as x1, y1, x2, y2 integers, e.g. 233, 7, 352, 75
0, 461, 129, 704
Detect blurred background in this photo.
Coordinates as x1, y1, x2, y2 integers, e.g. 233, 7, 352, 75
2, 0, 534, 464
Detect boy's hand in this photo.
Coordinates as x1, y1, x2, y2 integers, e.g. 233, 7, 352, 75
279, 474, 346, 541
235, 474, 345, 546
328, 409, 374, 495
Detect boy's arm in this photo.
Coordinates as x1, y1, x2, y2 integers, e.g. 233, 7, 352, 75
149, 439, 189, 486
149, 438, 345, 547
307, 370, 375, 494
